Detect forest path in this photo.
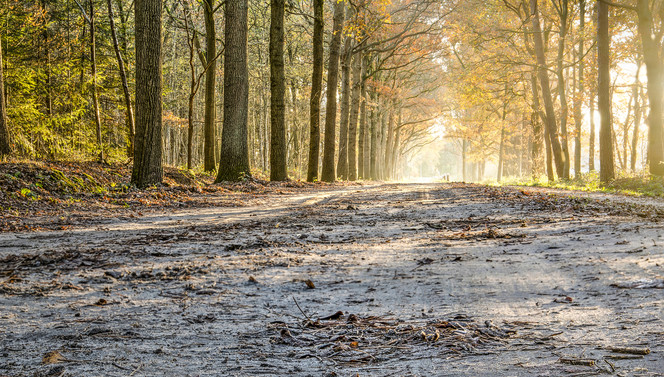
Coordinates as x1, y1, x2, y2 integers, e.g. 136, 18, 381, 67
1, 183, 663, 376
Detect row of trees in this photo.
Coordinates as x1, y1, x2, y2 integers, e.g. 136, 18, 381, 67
443, 0, 664, 183
0, 0, 449, 186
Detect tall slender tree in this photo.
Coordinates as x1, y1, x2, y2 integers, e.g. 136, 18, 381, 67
216, 0, 250, 182
90, 0, 104, 162
108, 0, 135, 158
132, 0, 163, 188
307, 0, 324, 182
203, 0, 217, 172
270, 0, 288, 181
320, 0, 345, 182
530, 0, 566, 180
0, 39, 10, 158
598, 0, 614, 183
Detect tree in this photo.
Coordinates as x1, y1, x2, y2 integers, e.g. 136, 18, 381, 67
216, 0, 250, 182
89, 0, 104, 162
270, 0, 287, 181
0, 38, 10, 158
320, 0, 345, 182
202, 0, 218, 172
132, 0, 163, 188
307, 0, 324, 182
530, 0, 566, 180
108, 0, 135, 158
598, 0, 614, 183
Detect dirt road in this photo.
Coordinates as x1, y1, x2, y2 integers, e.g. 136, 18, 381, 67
1, 183, 662, 376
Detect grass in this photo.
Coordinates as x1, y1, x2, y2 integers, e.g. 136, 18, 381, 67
497, 171, 664, 198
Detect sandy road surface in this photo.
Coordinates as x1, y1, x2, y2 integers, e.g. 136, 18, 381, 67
1, 183, 663, 376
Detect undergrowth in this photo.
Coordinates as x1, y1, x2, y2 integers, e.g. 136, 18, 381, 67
499, 171, 664, 197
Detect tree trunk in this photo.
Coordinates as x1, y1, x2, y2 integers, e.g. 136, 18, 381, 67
369, 90, 378, 180
132, 0, 163, 188
573, 0, 585, 179
347, 51, 362, 181
108, 0, 135, 158
598, 0, 614, 183
358, 73, 367, 179
337, 36, 353, 180
530, 0, 566, 180
631, 81, 642, 172
384, 104, 394, 180
556, 0, 570, 179
216, 0, 251, 182
0, 39, 10, 157
636, 0, 664, 176
320, 0, 345, 182
203, 0, 217, 172
90, 0, 104, 162
529, 73, 544, 179
269, 0, 287, 180
306, 0, 324, 182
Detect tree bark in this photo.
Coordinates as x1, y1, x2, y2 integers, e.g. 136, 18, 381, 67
358, 71, 367, 179
306, 0, 324, 182
555, 0, 570, 179
337, 36, 353, 180
269, 0, 287, 180
573, 0, 585, 179
203, 0, 217, 172
529, 73, 544, 179
369, 90, 378, 180
132, 0, 163, 188
0, 39, 10, 157
216, 0, 251, 182
107, 0, 135, 158
347, 50, 362, 181
321, 0, 345, 182
530, 0, 566, 180
598, 0, 614, 183
631, 80, 642, 172
90, 0, 104, 162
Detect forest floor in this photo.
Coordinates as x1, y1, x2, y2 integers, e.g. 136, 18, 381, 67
1, 177, 664, 376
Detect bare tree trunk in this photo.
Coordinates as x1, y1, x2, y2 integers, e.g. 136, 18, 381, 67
369, 90, 378, 180
306, 0, 324, 182
90, 0, 104, 162
573, 0, 585, 178
529, 74, 544, 179
358, 73, 367, 179
108, 0, 135, 158
555, 0, 570, 179
203, 0, 217, 172
384, 103, 394, 180
636, 0, 664, 176
0, 39, 10, 157
631, 79, 642, 172
598, 0, 614, 183
132, 0, 163, 187
216, 0, 251, 182
321, 0, 345, 182
347, 51, 362, 181
270, 0, 287, 180
530, 0, 566, 180
337, 36, 352, 180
